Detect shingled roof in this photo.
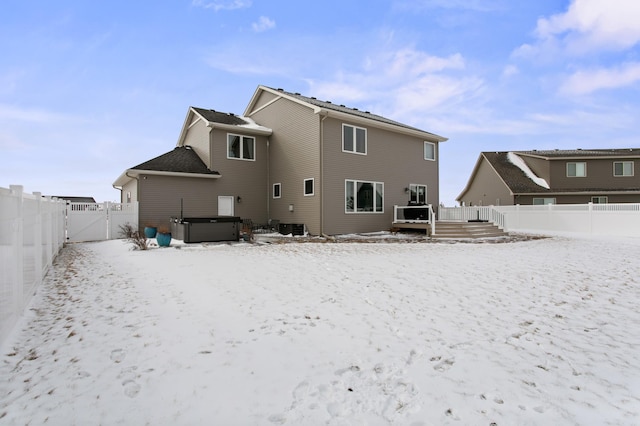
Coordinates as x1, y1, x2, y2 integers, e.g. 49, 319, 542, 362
518, 148, 640, 159
190, 107, 252, 126
264, 87, 447, 141
482, 152, 550, 193
131, 146, 219, 175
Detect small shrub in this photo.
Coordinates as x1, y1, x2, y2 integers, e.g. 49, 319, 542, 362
119, 223, 149, 250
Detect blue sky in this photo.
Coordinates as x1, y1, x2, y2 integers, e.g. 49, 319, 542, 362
2, 0, 639, 205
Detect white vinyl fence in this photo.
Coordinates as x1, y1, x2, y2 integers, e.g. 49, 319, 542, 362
439, 203, 640, 237
66, 201, 138, 242
1, 186, 66, 346
1, 185, 139, 346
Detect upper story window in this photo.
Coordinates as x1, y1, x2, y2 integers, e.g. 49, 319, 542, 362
424, 142, 436, 161
409, 184, 427, 204
273, 183, 281, 199
227, 134, 255, 161
342, 124, 367, 154
614, 161, 634, 177
566, 162, 586, 177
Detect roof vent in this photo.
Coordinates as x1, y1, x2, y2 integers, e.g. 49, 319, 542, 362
326, 101, 332, 104
353, 108, 358, 111
277, 88, 283, 91
365, 111, 370, 114
311, 97, 316, 99
340, 104, 345, 107
295, 92, 301, 95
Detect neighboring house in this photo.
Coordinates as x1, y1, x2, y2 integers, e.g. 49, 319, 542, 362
114, 85, 447, 235
457, 149, 640, 206
51, 196, 97, 203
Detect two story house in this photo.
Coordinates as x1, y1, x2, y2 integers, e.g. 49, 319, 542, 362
457, 149, 640, 206
113, 85, 448, 235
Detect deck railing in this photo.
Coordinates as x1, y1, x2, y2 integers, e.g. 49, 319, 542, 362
393, 204, 435, 235
438, 206, 506, 229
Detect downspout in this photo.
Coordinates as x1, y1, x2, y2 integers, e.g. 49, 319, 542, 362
267, 138, 271, 224
320, 112, 328, 235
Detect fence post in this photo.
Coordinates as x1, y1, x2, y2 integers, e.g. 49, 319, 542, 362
34, 192, 43, 287
9, 185, 24, 314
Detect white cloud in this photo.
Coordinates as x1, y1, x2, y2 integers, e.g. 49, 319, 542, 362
192, 0, 251, 12
306, 47, 482, 126
560, 62, 640, 95
519, 0, 640, 55
501, 64, 519, 78
252, 16, 275, 33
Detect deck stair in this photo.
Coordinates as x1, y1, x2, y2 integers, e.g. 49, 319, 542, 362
432, 221, 508, 239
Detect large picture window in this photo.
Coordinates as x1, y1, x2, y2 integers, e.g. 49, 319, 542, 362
567, 162, 586, 177
227, 134, 255, 160
614, 161, 634, 177
345, 180, 384, 213
342, 124, 367, 154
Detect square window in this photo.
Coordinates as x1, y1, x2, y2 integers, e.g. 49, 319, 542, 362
304, 178, 314, 196
592, 196, 608, 204
342, 124, 367, 154
424, 142, 436, 161
273, 183, 281, 199
227, 134, 255, 161
567, 162, 586, 177
409, 184, 427, 204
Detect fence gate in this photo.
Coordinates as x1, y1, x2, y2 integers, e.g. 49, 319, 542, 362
66, 202, 138, 242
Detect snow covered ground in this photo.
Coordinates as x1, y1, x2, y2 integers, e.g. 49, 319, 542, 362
1, 234, 639, 425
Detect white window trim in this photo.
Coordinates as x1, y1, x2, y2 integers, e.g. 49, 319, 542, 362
345, 179, 384, 214
566, 161, 586, 177
227, 133, 256, 161
533, 197, 556, 205
342, 124, 367, 155
613, 161, 634, 177
424, 141, 436, 161
304, 178, 314, 196
273, 183, 281, 199
409, 183, 427, 204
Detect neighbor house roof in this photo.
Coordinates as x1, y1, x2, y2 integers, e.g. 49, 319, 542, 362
457, 150, 640, 201
517, 148, 640, 159
113, 146, 220, 188
482, 152, 550, 194
245, 86, 448, 142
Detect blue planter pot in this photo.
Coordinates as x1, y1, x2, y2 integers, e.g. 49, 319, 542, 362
156, 232, 172, 247
144, 227, 157, 238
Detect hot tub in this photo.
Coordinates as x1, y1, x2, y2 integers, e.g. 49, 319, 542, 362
170, 217, 241, 243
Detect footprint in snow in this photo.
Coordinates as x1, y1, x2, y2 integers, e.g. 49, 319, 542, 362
122, 380, 141, 398
110, 349, 125, 363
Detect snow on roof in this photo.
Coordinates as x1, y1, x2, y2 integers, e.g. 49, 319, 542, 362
507, 151, 550, 189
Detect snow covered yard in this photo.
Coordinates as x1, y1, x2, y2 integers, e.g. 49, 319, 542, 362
1, 235, 639, 425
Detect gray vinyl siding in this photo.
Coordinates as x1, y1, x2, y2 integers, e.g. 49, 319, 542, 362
458, 157, 513, 207
249, 97, 321, 233
321, 116, 440, 235
550, 158, 639, 190
121, 179, 138, 203
250, 91, 279, 112
209, 128, 269, 225
138, 174, 218, 230
182, 117, 211, 169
